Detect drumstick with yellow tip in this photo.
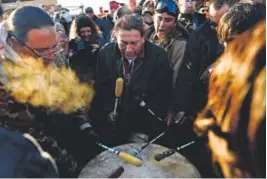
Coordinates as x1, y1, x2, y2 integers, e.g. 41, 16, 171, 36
113, 78, 124, 116
119, 151, 143, 167
96, 142, 143, 167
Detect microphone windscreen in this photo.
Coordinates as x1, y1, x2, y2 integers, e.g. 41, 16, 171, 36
115, 78, 124, 97
119, 152, 143, 167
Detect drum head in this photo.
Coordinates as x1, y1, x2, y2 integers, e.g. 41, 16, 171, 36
79, 143, 201, 178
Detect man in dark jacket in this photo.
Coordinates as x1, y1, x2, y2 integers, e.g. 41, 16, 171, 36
167, 0, 237, 124
91, 14, 172, 145
163, 0, 232, 171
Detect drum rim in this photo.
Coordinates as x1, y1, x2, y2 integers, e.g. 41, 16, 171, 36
79, 143, 201, 178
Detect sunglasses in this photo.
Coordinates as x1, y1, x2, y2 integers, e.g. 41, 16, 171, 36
156, 0, 178, 14
8, 32, 63, 59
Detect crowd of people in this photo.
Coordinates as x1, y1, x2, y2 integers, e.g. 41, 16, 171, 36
0, 0, 265, 178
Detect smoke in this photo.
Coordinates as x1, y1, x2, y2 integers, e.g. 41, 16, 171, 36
1, 54, 94, 114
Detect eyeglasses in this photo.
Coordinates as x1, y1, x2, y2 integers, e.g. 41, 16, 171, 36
156, 0, 178, 14
8, 32, 63, 59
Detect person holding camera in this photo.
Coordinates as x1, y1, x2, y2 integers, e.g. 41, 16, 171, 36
69, 15, 103, 84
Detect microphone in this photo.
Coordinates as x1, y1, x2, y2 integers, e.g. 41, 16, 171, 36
154, 140, 196, 161
96, 142, 143, 167
113, 78, 124, 116
135, 96, 163, 122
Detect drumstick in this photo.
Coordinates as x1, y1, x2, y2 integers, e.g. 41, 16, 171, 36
137, 98, 164, 122
132, 130, 167, 156
96, 142, 143, 167
154, 140, 196, 161
154, 136, 206, 161
113, 78, 123, 116
108, 166, 124, 178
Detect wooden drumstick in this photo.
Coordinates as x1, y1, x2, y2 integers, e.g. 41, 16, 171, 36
154, 140, 195, 161
96, 142, 143, 167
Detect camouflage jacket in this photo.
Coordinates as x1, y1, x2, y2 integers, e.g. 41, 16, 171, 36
146, 28, 187, 85
0, 87, 78, 177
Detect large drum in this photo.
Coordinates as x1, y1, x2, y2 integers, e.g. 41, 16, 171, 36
79, 143, 201, 178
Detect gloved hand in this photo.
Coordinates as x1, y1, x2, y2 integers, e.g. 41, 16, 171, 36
107, 112, 119, 131
165, 110, 176, 127
167, 111, 194, 128
107, 112, 118, 123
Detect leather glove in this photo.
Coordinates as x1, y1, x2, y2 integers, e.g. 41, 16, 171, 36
165, 109, 176, 127
174, 111, 187, 125
107, 112, 119, 123
168, 111, 194, 127
107, 112, 119, 130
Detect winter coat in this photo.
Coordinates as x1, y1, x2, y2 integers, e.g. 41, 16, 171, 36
146, 28, 186, 86
171, 20, 224, 117
0, 83, 94, 177
91, 41, 172, 144
178, 12, 206, 34
69, 39, 100, 84
0, 127, 58, 177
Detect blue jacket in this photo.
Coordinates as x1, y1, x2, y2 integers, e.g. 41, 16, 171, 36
0, 128, 58, 177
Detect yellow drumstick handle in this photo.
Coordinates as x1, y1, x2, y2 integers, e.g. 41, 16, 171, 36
115, 78, 124, 97
119, 152, 143, 167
